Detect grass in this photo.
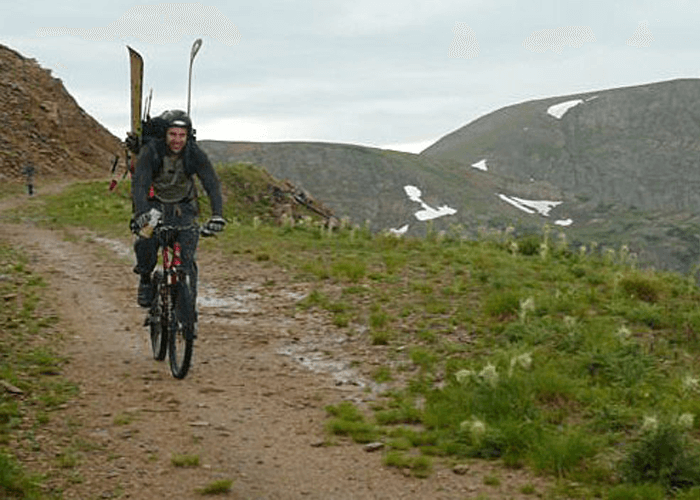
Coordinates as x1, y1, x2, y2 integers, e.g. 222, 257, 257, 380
171, 453, 201, 467
196, 479, 234, 495
12, 167, 700, 498
0, 243, 75, 498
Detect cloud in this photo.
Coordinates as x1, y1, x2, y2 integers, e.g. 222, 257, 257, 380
523, 26, 596, 54
627, 21, 653, 48
35, 3, 241, 46
448, 22, 479, 59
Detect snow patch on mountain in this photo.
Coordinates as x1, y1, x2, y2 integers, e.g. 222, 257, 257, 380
498, 194, 561, 216
389, 224, 409, 235
547, 100, 583, 119
547, 96, 598, 119
497, 194, 574, 226
404, 185, 457, 221
471, 159, 488, 171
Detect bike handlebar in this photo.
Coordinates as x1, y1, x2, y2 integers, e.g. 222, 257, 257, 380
152, 222, 217, 238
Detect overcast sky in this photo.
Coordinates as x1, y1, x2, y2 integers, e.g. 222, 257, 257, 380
3, 1, 699, 153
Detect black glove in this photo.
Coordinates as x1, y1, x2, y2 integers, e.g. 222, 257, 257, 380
202, 215, 226, 236
125, 132, 140, 154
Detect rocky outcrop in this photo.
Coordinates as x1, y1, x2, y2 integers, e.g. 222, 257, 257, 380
0, 44, 122, 182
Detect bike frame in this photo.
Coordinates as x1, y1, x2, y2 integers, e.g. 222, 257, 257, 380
148, 224, 196, 378
161, 231, 183, 284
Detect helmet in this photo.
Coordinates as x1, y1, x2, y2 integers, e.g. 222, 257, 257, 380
159, 109, 192, 131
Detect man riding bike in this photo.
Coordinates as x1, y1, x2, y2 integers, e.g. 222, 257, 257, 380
129, 109, 225, 309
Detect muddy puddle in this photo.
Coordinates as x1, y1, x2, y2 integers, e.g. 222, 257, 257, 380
93, 235, 375, 391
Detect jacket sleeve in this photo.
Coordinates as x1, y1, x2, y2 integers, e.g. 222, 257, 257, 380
194, 148, 224, 217
131, 143, 156, 216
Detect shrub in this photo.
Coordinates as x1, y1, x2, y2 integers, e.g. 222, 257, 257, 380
483, 290, 521, 319
621, 420, 700, 491
517, 234, 542, 256
619, 275, 660, 303
531, 429, 598, 478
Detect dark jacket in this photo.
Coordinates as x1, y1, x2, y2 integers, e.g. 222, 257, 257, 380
131, 138, 223, 218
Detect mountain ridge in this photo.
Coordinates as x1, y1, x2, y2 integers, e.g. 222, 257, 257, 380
422, 78, 700, 213
1, 41, 698, 273
200, 78, 700, 273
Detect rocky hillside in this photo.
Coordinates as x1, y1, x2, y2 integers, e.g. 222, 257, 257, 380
0, 44, 122, 182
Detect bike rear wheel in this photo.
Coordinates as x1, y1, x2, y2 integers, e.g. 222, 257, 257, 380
167, 278, 194, 379
149, 271, 167, 361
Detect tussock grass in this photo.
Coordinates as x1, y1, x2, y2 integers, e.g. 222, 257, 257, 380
196, 478, 234, 495
171, 453, 200, 467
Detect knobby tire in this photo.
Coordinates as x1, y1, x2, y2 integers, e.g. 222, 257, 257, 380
168, 276, 193, 379
149, 271, 167, 361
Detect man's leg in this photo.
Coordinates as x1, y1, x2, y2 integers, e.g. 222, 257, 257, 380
134, 235, 159, 307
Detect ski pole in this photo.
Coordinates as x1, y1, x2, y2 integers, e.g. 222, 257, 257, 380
187, 38, 203, 116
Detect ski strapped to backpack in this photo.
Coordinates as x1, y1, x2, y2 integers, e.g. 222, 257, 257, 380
109, 39, 204, 193
109, 45, 144, 192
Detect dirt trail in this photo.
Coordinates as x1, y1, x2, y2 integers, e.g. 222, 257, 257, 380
0, 186, 545, 499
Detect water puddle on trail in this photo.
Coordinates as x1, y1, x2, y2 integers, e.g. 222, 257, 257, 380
92, 236, 258, 314
197, 283, 259, 315
94, 235, 378, 392
93, 236, 134, 261
277, 335, 385, 393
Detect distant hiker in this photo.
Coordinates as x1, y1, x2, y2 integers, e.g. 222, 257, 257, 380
129, 110, 226, 308
22, 164, 35, 196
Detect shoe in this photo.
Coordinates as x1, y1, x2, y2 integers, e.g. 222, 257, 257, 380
137, 274, 154, 307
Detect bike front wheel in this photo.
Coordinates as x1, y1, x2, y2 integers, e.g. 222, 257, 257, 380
168, 278, 194, 379
149, 271, 167, 361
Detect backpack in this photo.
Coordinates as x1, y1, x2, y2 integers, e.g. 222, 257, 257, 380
140, 115, 169, 150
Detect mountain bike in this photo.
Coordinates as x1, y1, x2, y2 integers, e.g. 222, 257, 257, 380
145, 222, 213, 379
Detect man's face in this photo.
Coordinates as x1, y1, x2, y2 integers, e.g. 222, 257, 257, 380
166, 127, 188, 154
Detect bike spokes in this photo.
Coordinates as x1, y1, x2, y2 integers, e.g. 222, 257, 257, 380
168, 320, 193, 379
149, 272, 167, 361
168, 280, 194, 379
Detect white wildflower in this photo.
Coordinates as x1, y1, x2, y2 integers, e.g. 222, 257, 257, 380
519, 297, 535, 321
516, 352, 533, 370
470, 418, 486, 438
509, 241, 519, 255
564, 316, 577, 330
460, 417, 487, 439
615, 325, 631, 341
683, 375, 699, 393
508, 352, 533, 376
455, 369, 474, 385
679, 413, 695, 430
479, 363, 499, 386
641, 415, 658, 433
